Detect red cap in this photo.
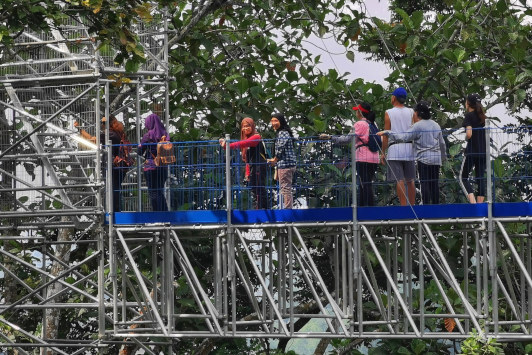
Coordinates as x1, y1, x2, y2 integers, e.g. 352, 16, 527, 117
352, 104, 370, 113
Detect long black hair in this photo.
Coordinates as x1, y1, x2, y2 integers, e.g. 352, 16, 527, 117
466, 93, 486, 124
355, 102, 376, 124
271, 113, 293, 137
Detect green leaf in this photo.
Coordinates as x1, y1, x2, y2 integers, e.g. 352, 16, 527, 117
411, 11, 424, 29
441, 49, 456, 62
397, 346, 412, 355
252, 62, 265, 76
511, 47, 526, 62
313, 119, 326, 132
236, 77, 249, 94
315, 76, 330, 93
285, 71, 298, 82
224, 74, 241, 84
411, 339, 426, 355
395, 8, 413, 29
125, 59, 140, 73
454, 48, 466, 63
346, 50, 355, 62
493, 157, 505, 178
449, 144, 462, 157
496, 0, 508, 13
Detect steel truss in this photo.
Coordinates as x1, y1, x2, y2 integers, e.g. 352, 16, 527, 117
108, 218, 532, 345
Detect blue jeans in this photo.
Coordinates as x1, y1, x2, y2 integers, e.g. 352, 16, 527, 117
144, 167, 168, 211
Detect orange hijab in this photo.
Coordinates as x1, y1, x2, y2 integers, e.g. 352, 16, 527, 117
240, 117, 258, 162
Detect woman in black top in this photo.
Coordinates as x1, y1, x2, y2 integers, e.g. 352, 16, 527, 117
461, 93, 487, 204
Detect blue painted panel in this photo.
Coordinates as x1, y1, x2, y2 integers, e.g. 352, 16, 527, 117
493, 202, 532, 217
109, 202, 531, 225
113, 210, 227, 225
357, 203, 488, 221
231, 208, 353, 224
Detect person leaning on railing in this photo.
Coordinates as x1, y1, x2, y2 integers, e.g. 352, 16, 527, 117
74, 116, 127, 212
319, 102, 380, 207
138, 113, 169, 212
378, 101, 446, 205
267, 113, 297, 209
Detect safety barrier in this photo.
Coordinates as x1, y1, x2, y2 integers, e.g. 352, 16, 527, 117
106, 125, 532, 213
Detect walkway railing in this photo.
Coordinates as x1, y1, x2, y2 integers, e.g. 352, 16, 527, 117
108, 125, 532, 213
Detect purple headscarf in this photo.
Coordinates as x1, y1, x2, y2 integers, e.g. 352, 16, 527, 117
143, 113, 168, 142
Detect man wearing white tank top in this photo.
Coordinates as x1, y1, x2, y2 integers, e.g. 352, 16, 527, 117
381, 87, 418, 206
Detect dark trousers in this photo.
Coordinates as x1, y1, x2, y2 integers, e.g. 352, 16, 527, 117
112, 167, 127, 212
145, 167, 168, 211
418, 162, 440, 205
461, 153, 487, 197
356, 162, 377, 206
249, 166, 268, 209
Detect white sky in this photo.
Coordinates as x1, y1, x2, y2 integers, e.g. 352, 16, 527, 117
308, 1, 391, 84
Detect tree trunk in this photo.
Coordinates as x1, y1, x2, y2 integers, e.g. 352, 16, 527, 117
313, 338, 330, 355
44, 217, 73, 355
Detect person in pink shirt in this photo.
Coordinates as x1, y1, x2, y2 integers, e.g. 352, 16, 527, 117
220, 117, 268, 209
350, 103, 380, 206
321, 102, 380, 206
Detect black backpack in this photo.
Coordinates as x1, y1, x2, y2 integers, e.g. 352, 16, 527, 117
359, 121, 382, 152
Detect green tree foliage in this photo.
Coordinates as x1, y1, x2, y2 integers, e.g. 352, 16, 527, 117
355, 0, 532, 124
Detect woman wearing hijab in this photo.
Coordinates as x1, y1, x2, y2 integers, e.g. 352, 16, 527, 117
461, 93, 487, 204
139, 113, 169, 211
75, 115, 127, 212
267, 113, 297, 209
220, 117, 268, 209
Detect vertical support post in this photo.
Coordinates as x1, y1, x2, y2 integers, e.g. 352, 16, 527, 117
386, 239, 392, 327
135, 83, 142, 212
41, 236, 47, 352
162, 229, 175, 333
351, 135, 359, 336
95, 81, 102, 211
268, 235, 274, 328
482, 228, 489, 334
97, 226, 106, 341
475, 230, 481, 320
485, 120, 497, 335
527, 223, 532, 334
164, 14, 171, 212
288, 227, 294, 335
104, 82, 112, 220
418, 223, 424, 335
94, 80, 105, 339
403, 227, 410, 332
393, 227, 399, 333
464, 230, 470, 333
278, 229, 285, 328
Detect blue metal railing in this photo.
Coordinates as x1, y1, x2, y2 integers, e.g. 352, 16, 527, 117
105, 126, 532, 212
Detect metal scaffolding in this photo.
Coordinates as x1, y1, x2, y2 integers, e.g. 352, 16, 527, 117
1, 8, 532, 355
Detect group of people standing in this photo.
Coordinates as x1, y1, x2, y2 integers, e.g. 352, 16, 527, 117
75, 113, 171, 212
320, 87, 487, 207
219, 86, 487, 210
76, 87, 488, 213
